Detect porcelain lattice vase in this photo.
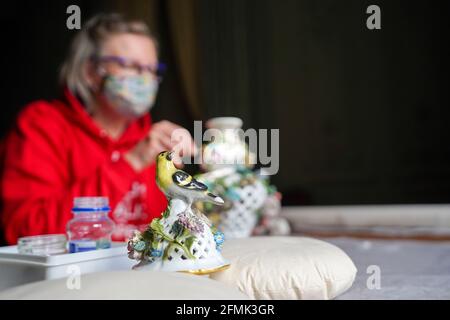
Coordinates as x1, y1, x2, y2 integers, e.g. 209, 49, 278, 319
197, 117, 286, 238
196, 168, 268, 238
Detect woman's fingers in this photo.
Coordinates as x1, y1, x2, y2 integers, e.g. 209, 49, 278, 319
149, 128, 170, 149
172, 153, 184, 169
150, 129, 184, 168
156, 120, 183, 136
152, 122, 183, 151
147, 121, 198, 168
149, 136, 167, 156
152, 121, 197, 157
170, 128, 196, 157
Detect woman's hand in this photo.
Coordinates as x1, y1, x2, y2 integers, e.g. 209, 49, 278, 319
124, 120, 197, 172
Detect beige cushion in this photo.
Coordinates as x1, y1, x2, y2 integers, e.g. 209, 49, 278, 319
0, 271, 249, 300
210, 236, 357, 300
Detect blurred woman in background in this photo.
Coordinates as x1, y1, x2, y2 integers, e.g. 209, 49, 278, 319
0, 13, 196, 244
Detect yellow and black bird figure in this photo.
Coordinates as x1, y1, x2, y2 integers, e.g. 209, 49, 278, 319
156, 151, 224, 211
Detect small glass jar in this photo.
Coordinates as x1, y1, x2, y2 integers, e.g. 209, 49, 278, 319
18, 234, 67, 255
66, 197, 116, 253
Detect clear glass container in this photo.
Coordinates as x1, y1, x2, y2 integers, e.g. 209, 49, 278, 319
18, 234, 67, 255
66, 197, 116, 253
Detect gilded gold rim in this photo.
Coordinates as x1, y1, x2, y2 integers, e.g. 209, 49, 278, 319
179, 263, 231, 275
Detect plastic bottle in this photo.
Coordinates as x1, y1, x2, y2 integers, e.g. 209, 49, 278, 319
66, 197, 115, 253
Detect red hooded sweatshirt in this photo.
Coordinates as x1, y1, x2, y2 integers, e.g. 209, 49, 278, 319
0, 89, 167, 244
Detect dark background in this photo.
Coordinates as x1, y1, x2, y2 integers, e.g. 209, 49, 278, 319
1, 0, 449, 205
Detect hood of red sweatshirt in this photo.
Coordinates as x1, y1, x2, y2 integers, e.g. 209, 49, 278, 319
56, 88, 152, 148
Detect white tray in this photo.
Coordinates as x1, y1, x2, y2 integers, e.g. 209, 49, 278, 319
0, 242, 134, 292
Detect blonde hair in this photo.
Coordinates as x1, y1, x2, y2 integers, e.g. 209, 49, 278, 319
59, 13, 157, 110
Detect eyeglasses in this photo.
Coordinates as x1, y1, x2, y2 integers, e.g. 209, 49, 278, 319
92, 55, 167, 80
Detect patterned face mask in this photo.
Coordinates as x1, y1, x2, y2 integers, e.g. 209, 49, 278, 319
102, 73, 159, 119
